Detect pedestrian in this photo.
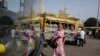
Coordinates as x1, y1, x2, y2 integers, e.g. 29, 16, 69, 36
78, 28, 85, 47
11, 25, 17, 38
26, 23, 35, 56
53, 24, 65, 56
26, 23, 35, 39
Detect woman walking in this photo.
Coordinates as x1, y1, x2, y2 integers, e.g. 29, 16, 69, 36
53, 24, 65, 56
26, 23, 35, 56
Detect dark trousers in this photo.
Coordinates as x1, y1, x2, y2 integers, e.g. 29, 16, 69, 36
78, 38, 84, 47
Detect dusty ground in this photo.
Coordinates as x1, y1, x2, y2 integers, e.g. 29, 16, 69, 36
42, 36, 100, 56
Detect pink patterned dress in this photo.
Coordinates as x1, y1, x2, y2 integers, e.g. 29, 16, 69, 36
53, 30, 65, 56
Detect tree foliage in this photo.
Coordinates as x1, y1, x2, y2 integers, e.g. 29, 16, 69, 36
84, 17, 97, 27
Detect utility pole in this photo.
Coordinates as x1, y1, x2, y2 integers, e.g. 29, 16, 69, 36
33, 0, 46, 56
40, 0, 44, 14
20, 0, 24, 17
97, 0, 100, 27
30, 0, 33, 18
20, 0, 21, 17
4, 0, 7, 9
40, 0, 45, 30
96, 0, 100, 33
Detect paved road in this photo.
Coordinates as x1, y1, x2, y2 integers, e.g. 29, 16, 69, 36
42, 36, 100, 56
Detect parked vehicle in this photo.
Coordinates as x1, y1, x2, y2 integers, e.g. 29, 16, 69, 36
95, 30, 100, 39
64, 30, 79, 45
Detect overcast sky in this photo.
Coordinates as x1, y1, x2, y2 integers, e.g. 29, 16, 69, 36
8, 0, 99, 21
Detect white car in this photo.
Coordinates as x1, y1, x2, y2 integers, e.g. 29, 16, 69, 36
64, 30, 79, 45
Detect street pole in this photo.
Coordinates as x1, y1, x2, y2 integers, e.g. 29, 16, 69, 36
97, 0, 100, 27
96, 0, 100, 33
20, 0, 21, 17
30, 0, 33, 18
32, 0, 45, 56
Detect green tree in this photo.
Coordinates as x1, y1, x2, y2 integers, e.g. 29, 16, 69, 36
84, 17, 97, 27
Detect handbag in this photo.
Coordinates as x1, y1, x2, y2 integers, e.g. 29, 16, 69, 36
49, 37, 58, 48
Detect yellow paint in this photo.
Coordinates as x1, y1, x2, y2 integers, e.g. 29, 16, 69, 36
0, 44, 6, 54
40, 17, 46, 29
20, 16, 83, 30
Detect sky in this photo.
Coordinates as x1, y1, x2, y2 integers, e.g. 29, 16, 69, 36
8, 0, 99, 21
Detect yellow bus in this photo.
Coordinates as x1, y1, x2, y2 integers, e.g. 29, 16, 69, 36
21, 16, 83, 32
20, 15, 83, 40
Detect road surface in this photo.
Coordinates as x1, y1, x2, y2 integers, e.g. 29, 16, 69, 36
42, 36, 100, 56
